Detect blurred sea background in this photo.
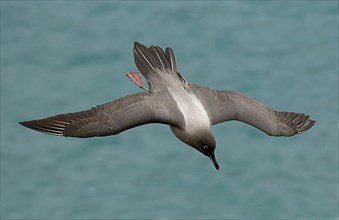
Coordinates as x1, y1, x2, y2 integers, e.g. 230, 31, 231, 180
1, 1, 338, 219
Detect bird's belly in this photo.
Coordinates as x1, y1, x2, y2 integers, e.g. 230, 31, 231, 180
168, 86, 210, 133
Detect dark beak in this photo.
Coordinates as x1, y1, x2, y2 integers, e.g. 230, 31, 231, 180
209, 152, 219, 170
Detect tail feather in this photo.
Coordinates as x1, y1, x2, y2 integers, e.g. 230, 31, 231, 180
133, 42, 157, 73
165, 47, 177, 73
149, 46, 170, 69
133, 42, 182, 92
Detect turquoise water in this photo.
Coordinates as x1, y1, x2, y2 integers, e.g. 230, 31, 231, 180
1, 1, 338, 219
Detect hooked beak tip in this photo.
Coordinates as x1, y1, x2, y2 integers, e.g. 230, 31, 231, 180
209, 152, 220, 170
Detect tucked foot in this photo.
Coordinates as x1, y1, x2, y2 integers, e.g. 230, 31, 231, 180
126, 71, 149, 92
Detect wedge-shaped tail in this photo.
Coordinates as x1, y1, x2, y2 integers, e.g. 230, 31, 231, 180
133, 42, 186, 92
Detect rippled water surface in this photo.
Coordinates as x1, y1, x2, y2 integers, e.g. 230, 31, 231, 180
1, 1, 338, 219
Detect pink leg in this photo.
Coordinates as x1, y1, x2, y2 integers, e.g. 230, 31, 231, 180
126, 72, 149, 92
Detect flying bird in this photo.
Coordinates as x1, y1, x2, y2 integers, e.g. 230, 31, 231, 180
19, 42, 316, 170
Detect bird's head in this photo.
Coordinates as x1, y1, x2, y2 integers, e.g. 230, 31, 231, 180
170, 126, 219, 170
193, 130, 219, 170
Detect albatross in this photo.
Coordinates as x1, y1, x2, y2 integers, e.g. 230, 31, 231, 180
19, 42, 316, 170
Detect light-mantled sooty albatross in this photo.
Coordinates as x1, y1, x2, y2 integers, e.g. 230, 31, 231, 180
19, 42, 316, 170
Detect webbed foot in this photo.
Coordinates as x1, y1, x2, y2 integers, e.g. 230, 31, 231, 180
126, 72, 149, 92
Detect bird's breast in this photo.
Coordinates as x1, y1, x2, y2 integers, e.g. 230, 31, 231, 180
168, 86, 210, 133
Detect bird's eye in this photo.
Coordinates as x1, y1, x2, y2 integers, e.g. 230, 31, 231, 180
204, 145, 208, 149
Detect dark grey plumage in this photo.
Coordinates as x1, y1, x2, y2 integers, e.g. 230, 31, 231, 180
190, 85, 315, 136
20, 92, 184, 138
19, 42, 316, 170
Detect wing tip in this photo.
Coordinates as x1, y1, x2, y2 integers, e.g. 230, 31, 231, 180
276, 111, 316, 136
297, 118, 316, 134
19, 119, 65, 136
19, 120, 33, 129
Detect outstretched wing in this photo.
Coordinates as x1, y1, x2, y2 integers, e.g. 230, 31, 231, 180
190, 84, 315, 136
20, 92, 182, 138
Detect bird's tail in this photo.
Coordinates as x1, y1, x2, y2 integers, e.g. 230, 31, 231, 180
133, 42, 186, 92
